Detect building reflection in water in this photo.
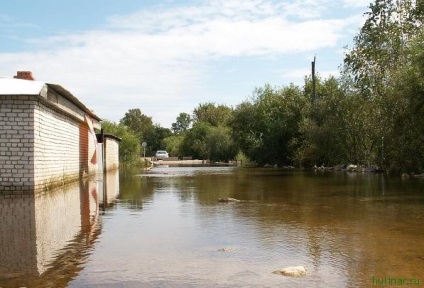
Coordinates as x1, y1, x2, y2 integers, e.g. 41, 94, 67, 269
99, 168, 120, 210
0, 169, 119, 287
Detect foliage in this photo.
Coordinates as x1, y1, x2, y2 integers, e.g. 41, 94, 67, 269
101, 120, 140, 164
143, 125, 172, 156
105, 1, 424, 173
344, 0, 422, 98
119, 108, 172, 157
296, 77, 381, 167
231, 84, 305, 166
176, 103, 238, 161
180, 122, 212, 159
341, 0, 424, 172
120, 108, 153, 137
193, 102, 233, 126
234, 151, 255, 166
205, 126, 238, 162
383, 31, 424, 172
163, 135, 185, 158
171, 112, 192, 134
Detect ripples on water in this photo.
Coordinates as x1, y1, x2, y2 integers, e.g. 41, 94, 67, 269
1, 167, 424, 287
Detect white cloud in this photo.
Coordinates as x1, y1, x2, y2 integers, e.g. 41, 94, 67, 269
0, 0, 364, 127
343, 0, 371, 8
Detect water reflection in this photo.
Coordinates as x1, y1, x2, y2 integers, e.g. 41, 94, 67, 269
110, 167, 424, 287
99, 169, 120, 210
0, 169, 119, 288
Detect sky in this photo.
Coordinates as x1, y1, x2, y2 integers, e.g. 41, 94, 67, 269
0, 0, 371, 128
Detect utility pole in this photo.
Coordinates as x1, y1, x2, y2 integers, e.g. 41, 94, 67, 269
312, 56, 316, 103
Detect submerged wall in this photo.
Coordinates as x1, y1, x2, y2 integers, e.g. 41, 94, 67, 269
104, 135, 120, 171
0, 95, 97, 194
0, 77, 122, 195
0, 95, 36, 193
33, 99, 97, 192
0, 81, 101, 194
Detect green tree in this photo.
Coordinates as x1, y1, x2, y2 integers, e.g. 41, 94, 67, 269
230, 101, 260, 164
205, 126, 238, 162
101, 120, 140, 164
171, 112, 192, 134
193, 103, 233, 126
296, 76, 381, 167
295, 76, 346, 167
344, 0, 422, 98
143, 125, 172, 156
383, 31, 424, 172
180, 122, 211, 159
163, 135, 184, 158
341, 0, 424, 168
179, 122, 237, 161
120, 108, 153, 137
231, 84, 305, 166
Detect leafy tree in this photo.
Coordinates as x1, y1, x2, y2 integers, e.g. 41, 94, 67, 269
143, 125, 172, 156
174, 103, 238, 161
179, 122, 238, 161
171, 112, 192, 134
383, 31, 424, 172
163, 135, 184, 158
193, 103, 233, 126
205, 126, 238, 162
120, 108, 153, 137
296, 77, 380, 167
295, 77, 346, 166
231, 84, 305, 166
230, 101, 259, 163
106, 0, 424, 172
101, 120, 140, 164
340, 0, 424, 168
344, 0, 422, 98
180, 122, 211, 159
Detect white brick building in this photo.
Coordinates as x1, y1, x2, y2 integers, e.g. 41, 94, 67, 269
0, 73, 105, 194
103, 134, 121, 171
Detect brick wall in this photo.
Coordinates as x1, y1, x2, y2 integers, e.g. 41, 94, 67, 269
0, 95, 36, 193
0, 95, 98, 194
105, 136, 119, 171
33, 99, 97, 192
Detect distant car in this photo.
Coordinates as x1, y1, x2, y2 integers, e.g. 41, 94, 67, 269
155, 150, 169, 160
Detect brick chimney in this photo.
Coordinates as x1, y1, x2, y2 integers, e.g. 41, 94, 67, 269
14, 71, 35, 81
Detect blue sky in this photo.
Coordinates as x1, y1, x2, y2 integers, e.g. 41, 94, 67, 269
0, 0, 371, 128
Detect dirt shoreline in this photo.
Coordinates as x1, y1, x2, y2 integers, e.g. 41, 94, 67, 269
143, 158, 240, 166
152, 159, 208, 165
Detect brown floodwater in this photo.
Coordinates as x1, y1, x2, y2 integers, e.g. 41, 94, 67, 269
1, 166, 424, 287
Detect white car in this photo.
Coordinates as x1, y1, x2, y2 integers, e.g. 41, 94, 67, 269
155, 150, 169, 160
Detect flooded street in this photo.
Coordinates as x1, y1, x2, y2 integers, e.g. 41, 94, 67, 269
1, 166, 424, 287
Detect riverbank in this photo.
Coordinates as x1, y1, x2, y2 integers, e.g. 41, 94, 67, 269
153, 159, 208, 166
142, 158, 241, 167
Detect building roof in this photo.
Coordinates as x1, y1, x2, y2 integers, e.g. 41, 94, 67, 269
104, 134, 122, 142
0, 78, 101, 121
0, 77, 46, 94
